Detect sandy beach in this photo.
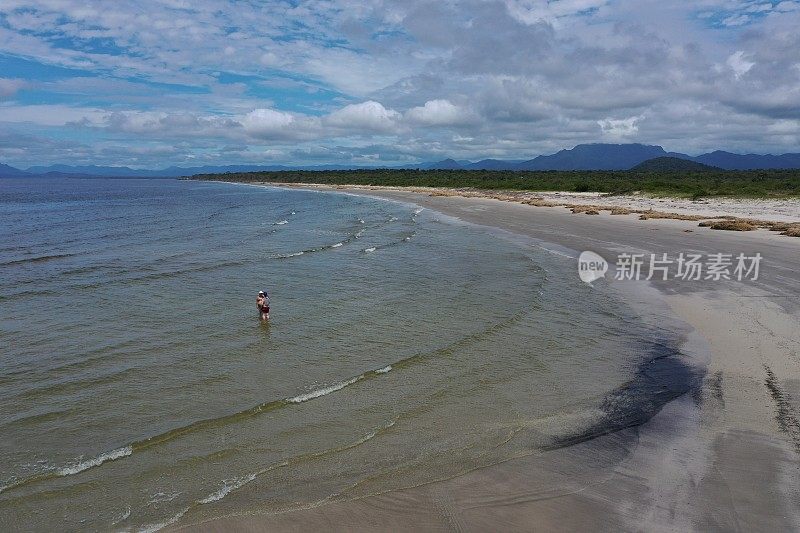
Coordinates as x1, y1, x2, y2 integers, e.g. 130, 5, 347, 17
178, 185, 800, 532
268, 184, 800, 236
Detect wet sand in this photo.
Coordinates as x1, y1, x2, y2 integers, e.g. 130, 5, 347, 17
179, 188, 800, 532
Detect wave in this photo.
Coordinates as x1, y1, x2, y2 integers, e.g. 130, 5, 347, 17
0, 445, 133, 494
273, 220, 289, 225
137, 507, 189, 533
0, 314, 526, 497
192, 420, 394, 507
0, 362, 396, 496
198, 473, 257, 504
112, 506, 132, 526
1, 260, 249, 301
288, 376, 364, 403
0, 407, 77, 429
142, 419, 397, 531
57, 446, 132, 476
207, 203, 244, 219
273, 230, 361, 260
147, 491, 182, 505
0, 252, 79, 267
360, 231, 416, 254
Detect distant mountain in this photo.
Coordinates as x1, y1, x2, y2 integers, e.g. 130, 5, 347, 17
631, 157, 719, 172
515, 143, 690, 171
424, 158, 464, 170
465, 159, 521, 170
693, 151, 800, 170
0, 163, 30, 178
25, 164, 157, 177
8, 143, 800, 178
22, 163, 383, 177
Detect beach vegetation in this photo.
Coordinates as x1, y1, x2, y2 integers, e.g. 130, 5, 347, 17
190, 168, 800, 198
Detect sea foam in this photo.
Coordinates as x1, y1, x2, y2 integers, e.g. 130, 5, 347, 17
57, 446, 132, 476
288, 376, 363, 404
198, 473, 257, 504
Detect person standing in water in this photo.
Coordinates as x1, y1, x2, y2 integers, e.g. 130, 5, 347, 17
256, 290, 270, 321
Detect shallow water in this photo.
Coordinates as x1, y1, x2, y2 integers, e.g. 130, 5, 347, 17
0, 178, 691, 530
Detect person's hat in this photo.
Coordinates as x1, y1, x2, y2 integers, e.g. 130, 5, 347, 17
258, 290, 265, 295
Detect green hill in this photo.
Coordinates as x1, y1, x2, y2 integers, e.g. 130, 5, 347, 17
631, 157, 719, 172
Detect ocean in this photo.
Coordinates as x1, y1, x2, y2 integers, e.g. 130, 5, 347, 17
0, 178, 692, 531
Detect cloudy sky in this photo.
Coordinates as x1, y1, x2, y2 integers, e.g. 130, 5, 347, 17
1, 0, 799, 168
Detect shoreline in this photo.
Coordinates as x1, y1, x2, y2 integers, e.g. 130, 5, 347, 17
179, 183, 800, 532
224, 181, 800, 237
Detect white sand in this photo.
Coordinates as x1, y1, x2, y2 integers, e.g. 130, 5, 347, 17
534, 191, 800, 222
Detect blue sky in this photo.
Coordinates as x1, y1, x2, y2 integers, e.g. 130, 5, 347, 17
1, 0, 799, 168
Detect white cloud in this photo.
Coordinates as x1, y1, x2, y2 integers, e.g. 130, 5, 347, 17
727, 51, 755, 78
324, 101, 400, 133
405, 99, 474, 126
504, 0, 610, 25
2, 0, 800, 167
0, 104, 106, 126
0, 78, 26, 99
598, 116, 642, 137
775, 1, 800, 12
722, 13, 752, 26
241, 108, 295, 135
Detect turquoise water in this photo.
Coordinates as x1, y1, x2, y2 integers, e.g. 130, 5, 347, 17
0, 178, 690, 531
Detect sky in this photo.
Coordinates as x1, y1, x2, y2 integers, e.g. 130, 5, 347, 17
0, 0, 799, 169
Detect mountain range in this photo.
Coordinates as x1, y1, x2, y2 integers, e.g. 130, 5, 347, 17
2, 144, 800, 178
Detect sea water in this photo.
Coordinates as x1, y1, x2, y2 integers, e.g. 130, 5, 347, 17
0, 178, 691, 530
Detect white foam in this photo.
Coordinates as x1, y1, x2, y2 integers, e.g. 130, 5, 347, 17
288, 376, 362, 404
195, 460, 288, 508
137, 508, 188, 533
358, 219, 365, 224
531, 243, 575, 259
111, 506, 131, 526
414, 208, 424, 214
331, 242, 343, 248
375, 366, 392, 374
274, 220, 289, 225
280, 251, 304, 258
290, 211, 296, 215
198, 473, 256, 504
57, 446, 132, 476
148, 491, 181, 505
358, 420, 396, 445
364, 247, 376, 253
